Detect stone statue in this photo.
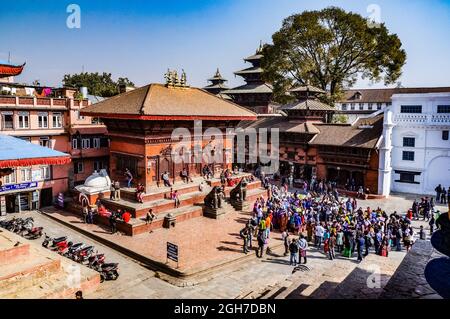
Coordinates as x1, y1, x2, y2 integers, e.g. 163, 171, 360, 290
204, 186, 224, 209
230, 178, 248, 202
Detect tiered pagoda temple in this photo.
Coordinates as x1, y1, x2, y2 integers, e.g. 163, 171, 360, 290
222, 43, 274, 114
203, 68, 230, 99
81, 73, 257, 191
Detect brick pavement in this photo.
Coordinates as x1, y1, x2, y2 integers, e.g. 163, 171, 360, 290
41, 206, 284, 275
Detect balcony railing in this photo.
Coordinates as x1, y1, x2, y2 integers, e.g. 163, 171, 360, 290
394, 113, 450, 125
0, 95, 88, 109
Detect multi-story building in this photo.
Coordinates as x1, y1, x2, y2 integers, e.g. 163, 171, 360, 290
335, 87, 450, 123
0, 66, 109, 210
378, 92, 450, 196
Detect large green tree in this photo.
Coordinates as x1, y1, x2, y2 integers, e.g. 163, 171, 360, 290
262, 7, 407, 103
62, 72, 135, 97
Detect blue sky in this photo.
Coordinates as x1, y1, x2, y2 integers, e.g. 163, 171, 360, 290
1, 0, 450, 89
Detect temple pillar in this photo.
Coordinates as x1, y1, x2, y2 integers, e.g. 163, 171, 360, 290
378, 108, 394, 196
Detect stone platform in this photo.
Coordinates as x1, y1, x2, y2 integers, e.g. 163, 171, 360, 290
0, 228, 99, 299
40, 206, 282, 285
68, 174, 267, 236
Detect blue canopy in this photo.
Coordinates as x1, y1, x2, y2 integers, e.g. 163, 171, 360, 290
0, 134, 71, 168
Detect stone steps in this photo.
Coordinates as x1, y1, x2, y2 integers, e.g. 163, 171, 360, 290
128, 205, 204, 235
102, 190, 206, 219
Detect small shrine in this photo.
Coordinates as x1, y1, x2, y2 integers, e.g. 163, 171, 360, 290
75, 169, 111, 205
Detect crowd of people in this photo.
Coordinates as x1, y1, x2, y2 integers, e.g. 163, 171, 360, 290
241, 181, 440, 266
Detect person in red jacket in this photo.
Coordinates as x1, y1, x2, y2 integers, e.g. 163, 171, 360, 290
122, 211, 131, 223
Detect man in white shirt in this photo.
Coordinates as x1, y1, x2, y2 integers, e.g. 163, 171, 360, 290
315, 224, 325, 249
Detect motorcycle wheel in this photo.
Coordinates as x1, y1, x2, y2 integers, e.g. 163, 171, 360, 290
112, 271, 119, 280
100, 274, 105, 283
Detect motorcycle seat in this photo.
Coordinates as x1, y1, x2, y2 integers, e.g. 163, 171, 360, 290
53, 236, 67, 243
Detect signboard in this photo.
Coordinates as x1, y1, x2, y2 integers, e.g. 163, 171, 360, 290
166, 242, 178, 263
0, 182, 38, 193
57, 193, 64, 208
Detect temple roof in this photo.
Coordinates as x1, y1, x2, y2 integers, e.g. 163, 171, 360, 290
310, 114, 383, 149
290, 85, 326, 94
240, 116, 320, 134
222, 83, 273, 95
280, 99, 335, 111
203, 83, 229, 90
234, 66, 264, 76
207, 68, 227, 82
81, 83, 257, 120
0, 134, 71, 168
0, 62, 26, 77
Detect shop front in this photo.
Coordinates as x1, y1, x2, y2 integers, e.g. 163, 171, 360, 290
0, 182, 43, 215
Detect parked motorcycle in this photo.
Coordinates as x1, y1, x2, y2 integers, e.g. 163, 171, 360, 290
72, 246, 95, 263
42, 234, 68, 248
22, 226, 44, 240
88, 253, 105, 269
99, 263, 119, 282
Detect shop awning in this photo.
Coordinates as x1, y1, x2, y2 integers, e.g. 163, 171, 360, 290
0, 134, 71, 168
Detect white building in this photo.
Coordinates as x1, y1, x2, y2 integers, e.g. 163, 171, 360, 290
335, 87, 450, 123
379, 92, 450, 196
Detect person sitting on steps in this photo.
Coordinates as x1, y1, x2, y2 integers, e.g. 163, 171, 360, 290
162, 171, 172, 187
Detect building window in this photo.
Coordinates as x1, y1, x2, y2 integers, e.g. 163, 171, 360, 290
443, 130, 449, 141
3, 170, 16, 185
74, 162, 84, 174
350, 103, 355, 110
401, 105, 422, 113
377, 103, 382, 110
437, 105, 450, 113
100, 137, 109, 147
368, 103, 373, 110
38, 113, 48, 128
307, 156, 315, 161
94, 160, 107, 171
359, 103, 364, 110
72, 138, 78, 149
18, 112, 29, 129
287, 152, 296, 160
82, 138, 90, 149
52, 112, 63, 128
402, 151, 415, 161
75, 109, 85, 120
399, 172, 416, 183
41, 166, 51, 180
341, 103, 347, 111
403, 137, 415, 147
39, 137, 51, 148
91, 117, 103, 125
1, 113, 14, 130
20, 168, 32, 182
93, 138, 100, 149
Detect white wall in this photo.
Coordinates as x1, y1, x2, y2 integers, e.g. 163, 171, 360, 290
387, 93, 450, 195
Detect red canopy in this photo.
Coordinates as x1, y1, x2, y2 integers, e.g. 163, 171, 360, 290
0, 156, 71, 169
